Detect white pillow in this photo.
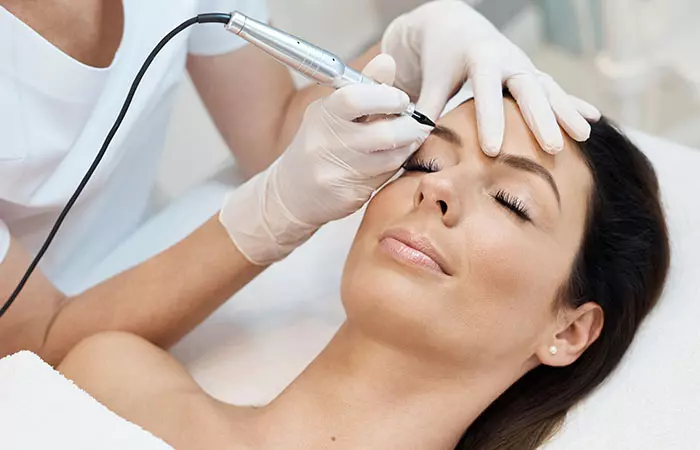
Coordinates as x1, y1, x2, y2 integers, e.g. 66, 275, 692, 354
542, 131, 700, 450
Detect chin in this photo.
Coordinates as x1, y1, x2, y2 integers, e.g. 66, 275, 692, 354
340, 241, 453, 354
343, 238, 430, 304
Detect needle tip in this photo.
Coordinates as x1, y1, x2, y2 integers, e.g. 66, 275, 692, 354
412, 110, 436, 127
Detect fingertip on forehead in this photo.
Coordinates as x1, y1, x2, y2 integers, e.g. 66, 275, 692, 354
441, 97, 586, 156
448, 97, 582, 157
499, 97, 585, 160
440, 97, 594, 194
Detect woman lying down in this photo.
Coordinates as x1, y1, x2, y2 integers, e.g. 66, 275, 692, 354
58, 94, 670, 450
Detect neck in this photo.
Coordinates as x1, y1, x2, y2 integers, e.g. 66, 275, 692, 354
233, 324, 519, 450
2, 0, 124, 68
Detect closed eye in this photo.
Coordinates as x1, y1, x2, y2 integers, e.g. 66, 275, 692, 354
493, 189, 531, 222
402, 157, 441, 173
404, 157, 532, 222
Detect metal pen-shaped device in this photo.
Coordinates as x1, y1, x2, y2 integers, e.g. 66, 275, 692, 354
225, 11, 435, 127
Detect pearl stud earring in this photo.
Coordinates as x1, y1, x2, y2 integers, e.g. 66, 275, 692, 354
549, 346, 558, 355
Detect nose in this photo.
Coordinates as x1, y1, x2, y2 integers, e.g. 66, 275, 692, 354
413, 173, 461, 227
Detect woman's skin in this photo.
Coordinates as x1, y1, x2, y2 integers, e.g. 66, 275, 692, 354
58, 98, 604, 450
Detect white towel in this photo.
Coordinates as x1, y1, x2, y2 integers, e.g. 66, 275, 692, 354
0, 351, 172, 450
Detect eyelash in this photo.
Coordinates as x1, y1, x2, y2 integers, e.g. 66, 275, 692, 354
493, 189, 531, 222
402, 157, 532, 222
402, 157, 440, 173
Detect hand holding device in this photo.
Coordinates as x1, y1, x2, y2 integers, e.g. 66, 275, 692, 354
220, 55, 432, 265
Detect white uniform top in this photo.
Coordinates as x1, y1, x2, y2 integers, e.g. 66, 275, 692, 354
0, 0, 268, 294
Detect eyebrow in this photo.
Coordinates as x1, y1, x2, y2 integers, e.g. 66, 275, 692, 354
431, 125, 463, 146
498, 154, 561, 207
431, 124, 561, 207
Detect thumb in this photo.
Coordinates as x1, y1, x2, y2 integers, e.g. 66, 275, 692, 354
362, 53, 397, 86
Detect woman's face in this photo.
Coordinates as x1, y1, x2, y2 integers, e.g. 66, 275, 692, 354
341, 98, 593, 372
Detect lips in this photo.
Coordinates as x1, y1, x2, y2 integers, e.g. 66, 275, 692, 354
379, 228, 451, 276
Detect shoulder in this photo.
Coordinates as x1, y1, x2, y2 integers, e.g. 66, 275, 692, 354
59, 332, 236, 447
58, 332, 201, 415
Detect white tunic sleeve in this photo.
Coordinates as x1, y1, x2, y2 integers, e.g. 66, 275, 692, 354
188, 0, 269, 56
0, 219, 10, 264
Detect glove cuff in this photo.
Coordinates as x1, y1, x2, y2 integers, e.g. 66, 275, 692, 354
219, 164, 317, 266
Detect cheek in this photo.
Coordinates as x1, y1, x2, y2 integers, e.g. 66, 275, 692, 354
462, 215, 565, 301
341, 179, 413, 304
345, 177, 417, 253
451, 216, 567, 350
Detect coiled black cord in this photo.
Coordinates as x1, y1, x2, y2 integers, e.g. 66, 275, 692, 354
0, 13, 232, 318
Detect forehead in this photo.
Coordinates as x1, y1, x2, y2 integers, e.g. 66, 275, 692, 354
438, 99, 593, 219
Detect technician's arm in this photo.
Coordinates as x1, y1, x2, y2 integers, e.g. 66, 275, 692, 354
187, 40, 380, 178
0, 56, 428, 366
0, 217, 261, 366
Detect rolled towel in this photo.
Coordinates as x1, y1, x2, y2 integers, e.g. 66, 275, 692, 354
0, 351, 172, 449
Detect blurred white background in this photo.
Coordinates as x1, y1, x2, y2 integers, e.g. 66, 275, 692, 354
158, 0, 700, 200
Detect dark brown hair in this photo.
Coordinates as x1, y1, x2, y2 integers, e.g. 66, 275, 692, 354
457, 117, 671, 449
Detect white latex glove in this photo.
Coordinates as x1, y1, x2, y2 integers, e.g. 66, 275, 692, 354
220, 54, 432, 265
382, 0, 602, 156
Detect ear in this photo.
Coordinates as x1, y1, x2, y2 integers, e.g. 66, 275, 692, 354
537, 302, 604, 367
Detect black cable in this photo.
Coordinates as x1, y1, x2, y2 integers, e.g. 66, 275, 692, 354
0, 13, 232, 318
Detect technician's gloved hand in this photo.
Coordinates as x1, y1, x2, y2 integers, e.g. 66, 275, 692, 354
219, 54, 432, 265
382, 0, 602, 156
